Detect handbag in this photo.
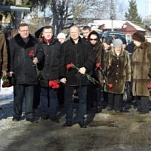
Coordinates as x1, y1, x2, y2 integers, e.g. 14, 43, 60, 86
123, 82, 132, 102
2, 76, 13, 88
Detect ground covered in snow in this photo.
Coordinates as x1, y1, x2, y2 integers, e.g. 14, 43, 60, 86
1, 86, 151, 151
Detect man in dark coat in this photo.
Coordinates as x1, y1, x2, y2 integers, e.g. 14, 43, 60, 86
9, 23, 38, 122
60, 26, 94, 128
35, 26, 61, 123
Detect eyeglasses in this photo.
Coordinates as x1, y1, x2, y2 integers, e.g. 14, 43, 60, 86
90, 38, 97, 41
19, 30, 29, 32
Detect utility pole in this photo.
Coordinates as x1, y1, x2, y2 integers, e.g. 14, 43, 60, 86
110, 0, 115, 31
15, 0, 22, 28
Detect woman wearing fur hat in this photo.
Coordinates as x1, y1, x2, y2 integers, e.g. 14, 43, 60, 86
132, 32, 151, 114
104, 39, 131, 112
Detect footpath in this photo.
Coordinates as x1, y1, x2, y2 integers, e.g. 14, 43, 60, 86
1, 87, 151, 151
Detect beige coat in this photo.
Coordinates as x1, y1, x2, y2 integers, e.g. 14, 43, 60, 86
104, 48, 131, 94
132, 42, 151, 96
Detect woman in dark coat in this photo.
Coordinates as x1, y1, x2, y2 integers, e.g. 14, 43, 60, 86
132, 32, 151, 114
104, 39, 131, 112
87, 30, 106, 113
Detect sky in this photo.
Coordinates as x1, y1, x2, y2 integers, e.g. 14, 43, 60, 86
125, 0, 147, 19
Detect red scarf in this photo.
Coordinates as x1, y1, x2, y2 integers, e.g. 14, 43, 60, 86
44, 38, 52, 45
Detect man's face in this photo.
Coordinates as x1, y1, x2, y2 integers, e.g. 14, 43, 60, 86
70, 26, 79, 41
42, 28, 53, 39
82, 29, 91, 39
18, 26, 29, 38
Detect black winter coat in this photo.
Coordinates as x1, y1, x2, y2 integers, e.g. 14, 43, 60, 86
36, 38, 61, 87
9, 34, 38, 85
60, 37, 94, 86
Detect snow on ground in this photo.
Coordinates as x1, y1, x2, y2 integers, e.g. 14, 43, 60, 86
0, 79, 14, 120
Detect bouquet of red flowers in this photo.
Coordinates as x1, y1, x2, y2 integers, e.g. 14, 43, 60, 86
2, 76, 12, 88
49, 80, 60, 89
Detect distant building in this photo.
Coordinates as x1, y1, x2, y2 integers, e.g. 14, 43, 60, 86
88, 19, 146, 35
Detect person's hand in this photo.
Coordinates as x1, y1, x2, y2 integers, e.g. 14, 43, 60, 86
33, 57, 38, 64
9, 71, 14, 77
78, 67, 86, 74
60, 78, 67, 84
2, 70, 7, 77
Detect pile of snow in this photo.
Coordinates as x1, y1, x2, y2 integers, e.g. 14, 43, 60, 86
0, 80, 13, 95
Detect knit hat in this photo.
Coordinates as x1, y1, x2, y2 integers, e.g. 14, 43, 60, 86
132, 32, 145, 42
113, 39, 123, 47
57, 33, 66, 39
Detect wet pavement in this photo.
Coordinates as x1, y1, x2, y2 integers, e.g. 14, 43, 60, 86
1, 92, 151, 151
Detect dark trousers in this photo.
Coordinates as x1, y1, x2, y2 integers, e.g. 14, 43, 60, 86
108, 93, 123, 111
87, 84, 104, 110
33, 85, 40, 109
40, 87, 58, 117
136, 96, 149, 112
13, 84, 34, 119
64, 85, 87, 122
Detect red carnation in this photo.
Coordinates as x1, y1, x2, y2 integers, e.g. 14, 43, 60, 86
96, 63, 101, 68
147, 84, 151, 89
49, 80, 60, 89
66, 63, 73, 69
108, 84, 113, 89
29, 50, 35, 57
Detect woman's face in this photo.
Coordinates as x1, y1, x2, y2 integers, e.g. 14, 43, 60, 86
89, 34, 98, 45
133, 40, 141, 47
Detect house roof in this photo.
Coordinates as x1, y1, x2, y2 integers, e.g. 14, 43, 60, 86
126, 21, 146, 31
88, 19, 146, 32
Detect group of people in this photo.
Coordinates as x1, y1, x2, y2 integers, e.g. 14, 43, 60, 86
0, 23, 151, 128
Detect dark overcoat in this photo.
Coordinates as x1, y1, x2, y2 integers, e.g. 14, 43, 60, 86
36, 38, 61, 87
132, 42, 151, 96
9, 34, 38, 85
60, 37, 94, 86
0, 31, 8, 74
104, 48, 131, 94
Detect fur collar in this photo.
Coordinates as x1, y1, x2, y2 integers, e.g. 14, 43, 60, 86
14, 34, 37, 49
111, 47, 125, 57
135, 41, 151, 49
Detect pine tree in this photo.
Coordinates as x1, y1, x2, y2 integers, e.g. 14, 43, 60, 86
125, 0, 142, 23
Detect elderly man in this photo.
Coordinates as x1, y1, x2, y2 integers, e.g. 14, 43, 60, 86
60, 26, 94, 128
